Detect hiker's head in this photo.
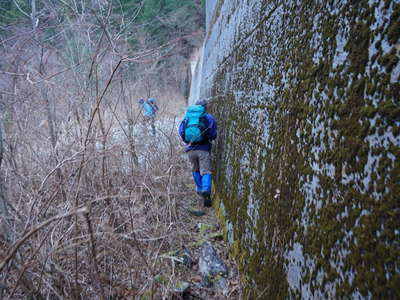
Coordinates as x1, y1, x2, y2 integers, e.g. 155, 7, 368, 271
138, 98, 144, 104
195, 100, 207, 110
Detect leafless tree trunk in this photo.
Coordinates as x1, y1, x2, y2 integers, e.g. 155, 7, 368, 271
120, 77, 139, 169
0, 122, 9, 240
0, 127, 5, 300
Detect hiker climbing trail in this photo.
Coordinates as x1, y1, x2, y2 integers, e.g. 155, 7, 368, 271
111, 111, 240, 299
2, 0, 395, 298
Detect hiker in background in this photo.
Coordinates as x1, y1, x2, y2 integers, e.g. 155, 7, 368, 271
178, 100, 217, 207
138, 98, 159, 135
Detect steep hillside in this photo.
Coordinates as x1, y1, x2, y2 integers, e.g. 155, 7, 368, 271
192, 0, 400, 298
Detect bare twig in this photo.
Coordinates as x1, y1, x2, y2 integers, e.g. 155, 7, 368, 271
84, 212, 106, 300
0, 207, 88, 273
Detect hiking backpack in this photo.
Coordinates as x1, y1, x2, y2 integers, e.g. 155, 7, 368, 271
147, 98, 159, 112
183, 105, 208, 143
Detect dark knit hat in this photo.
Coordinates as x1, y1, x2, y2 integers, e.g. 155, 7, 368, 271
195, 100, 207, 107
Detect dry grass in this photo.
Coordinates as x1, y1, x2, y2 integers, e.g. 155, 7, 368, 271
0, 103, 240, 299
0, 6, 235, 298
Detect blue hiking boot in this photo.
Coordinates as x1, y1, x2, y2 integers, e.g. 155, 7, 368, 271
192, 172, 202, 193
201, 174, 212, 207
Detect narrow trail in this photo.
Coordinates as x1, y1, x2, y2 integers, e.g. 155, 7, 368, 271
130, 117, 241, 299
165, 183, 241, 299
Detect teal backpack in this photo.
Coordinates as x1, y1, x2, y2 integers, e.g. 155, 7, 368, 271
184, 105, 208, 143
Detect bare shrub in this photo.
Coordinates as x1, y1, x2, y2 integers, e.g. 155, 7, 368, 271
0, 2, 239, 298
0, 85, 197, 299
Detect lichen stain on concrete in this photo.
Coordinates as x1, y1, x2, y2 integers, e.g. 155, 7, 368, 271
191, 0, 400, 298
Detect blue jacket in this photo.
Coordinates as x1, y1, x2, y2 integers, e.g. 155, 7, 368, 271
143, 102, 155, 117
178, 113, 217, 152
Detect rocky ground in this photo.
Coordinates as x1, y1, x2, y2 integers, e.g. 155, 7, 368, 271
162, 193, 241, 299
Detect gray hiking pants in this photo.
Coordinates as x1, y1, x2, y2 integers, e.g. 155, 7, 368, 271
187, 150, 211, 175
143, 115, 156, 135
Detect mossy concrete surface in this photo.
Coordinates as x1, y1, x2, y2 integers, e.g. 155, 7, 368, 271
194, 0, 400, 298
